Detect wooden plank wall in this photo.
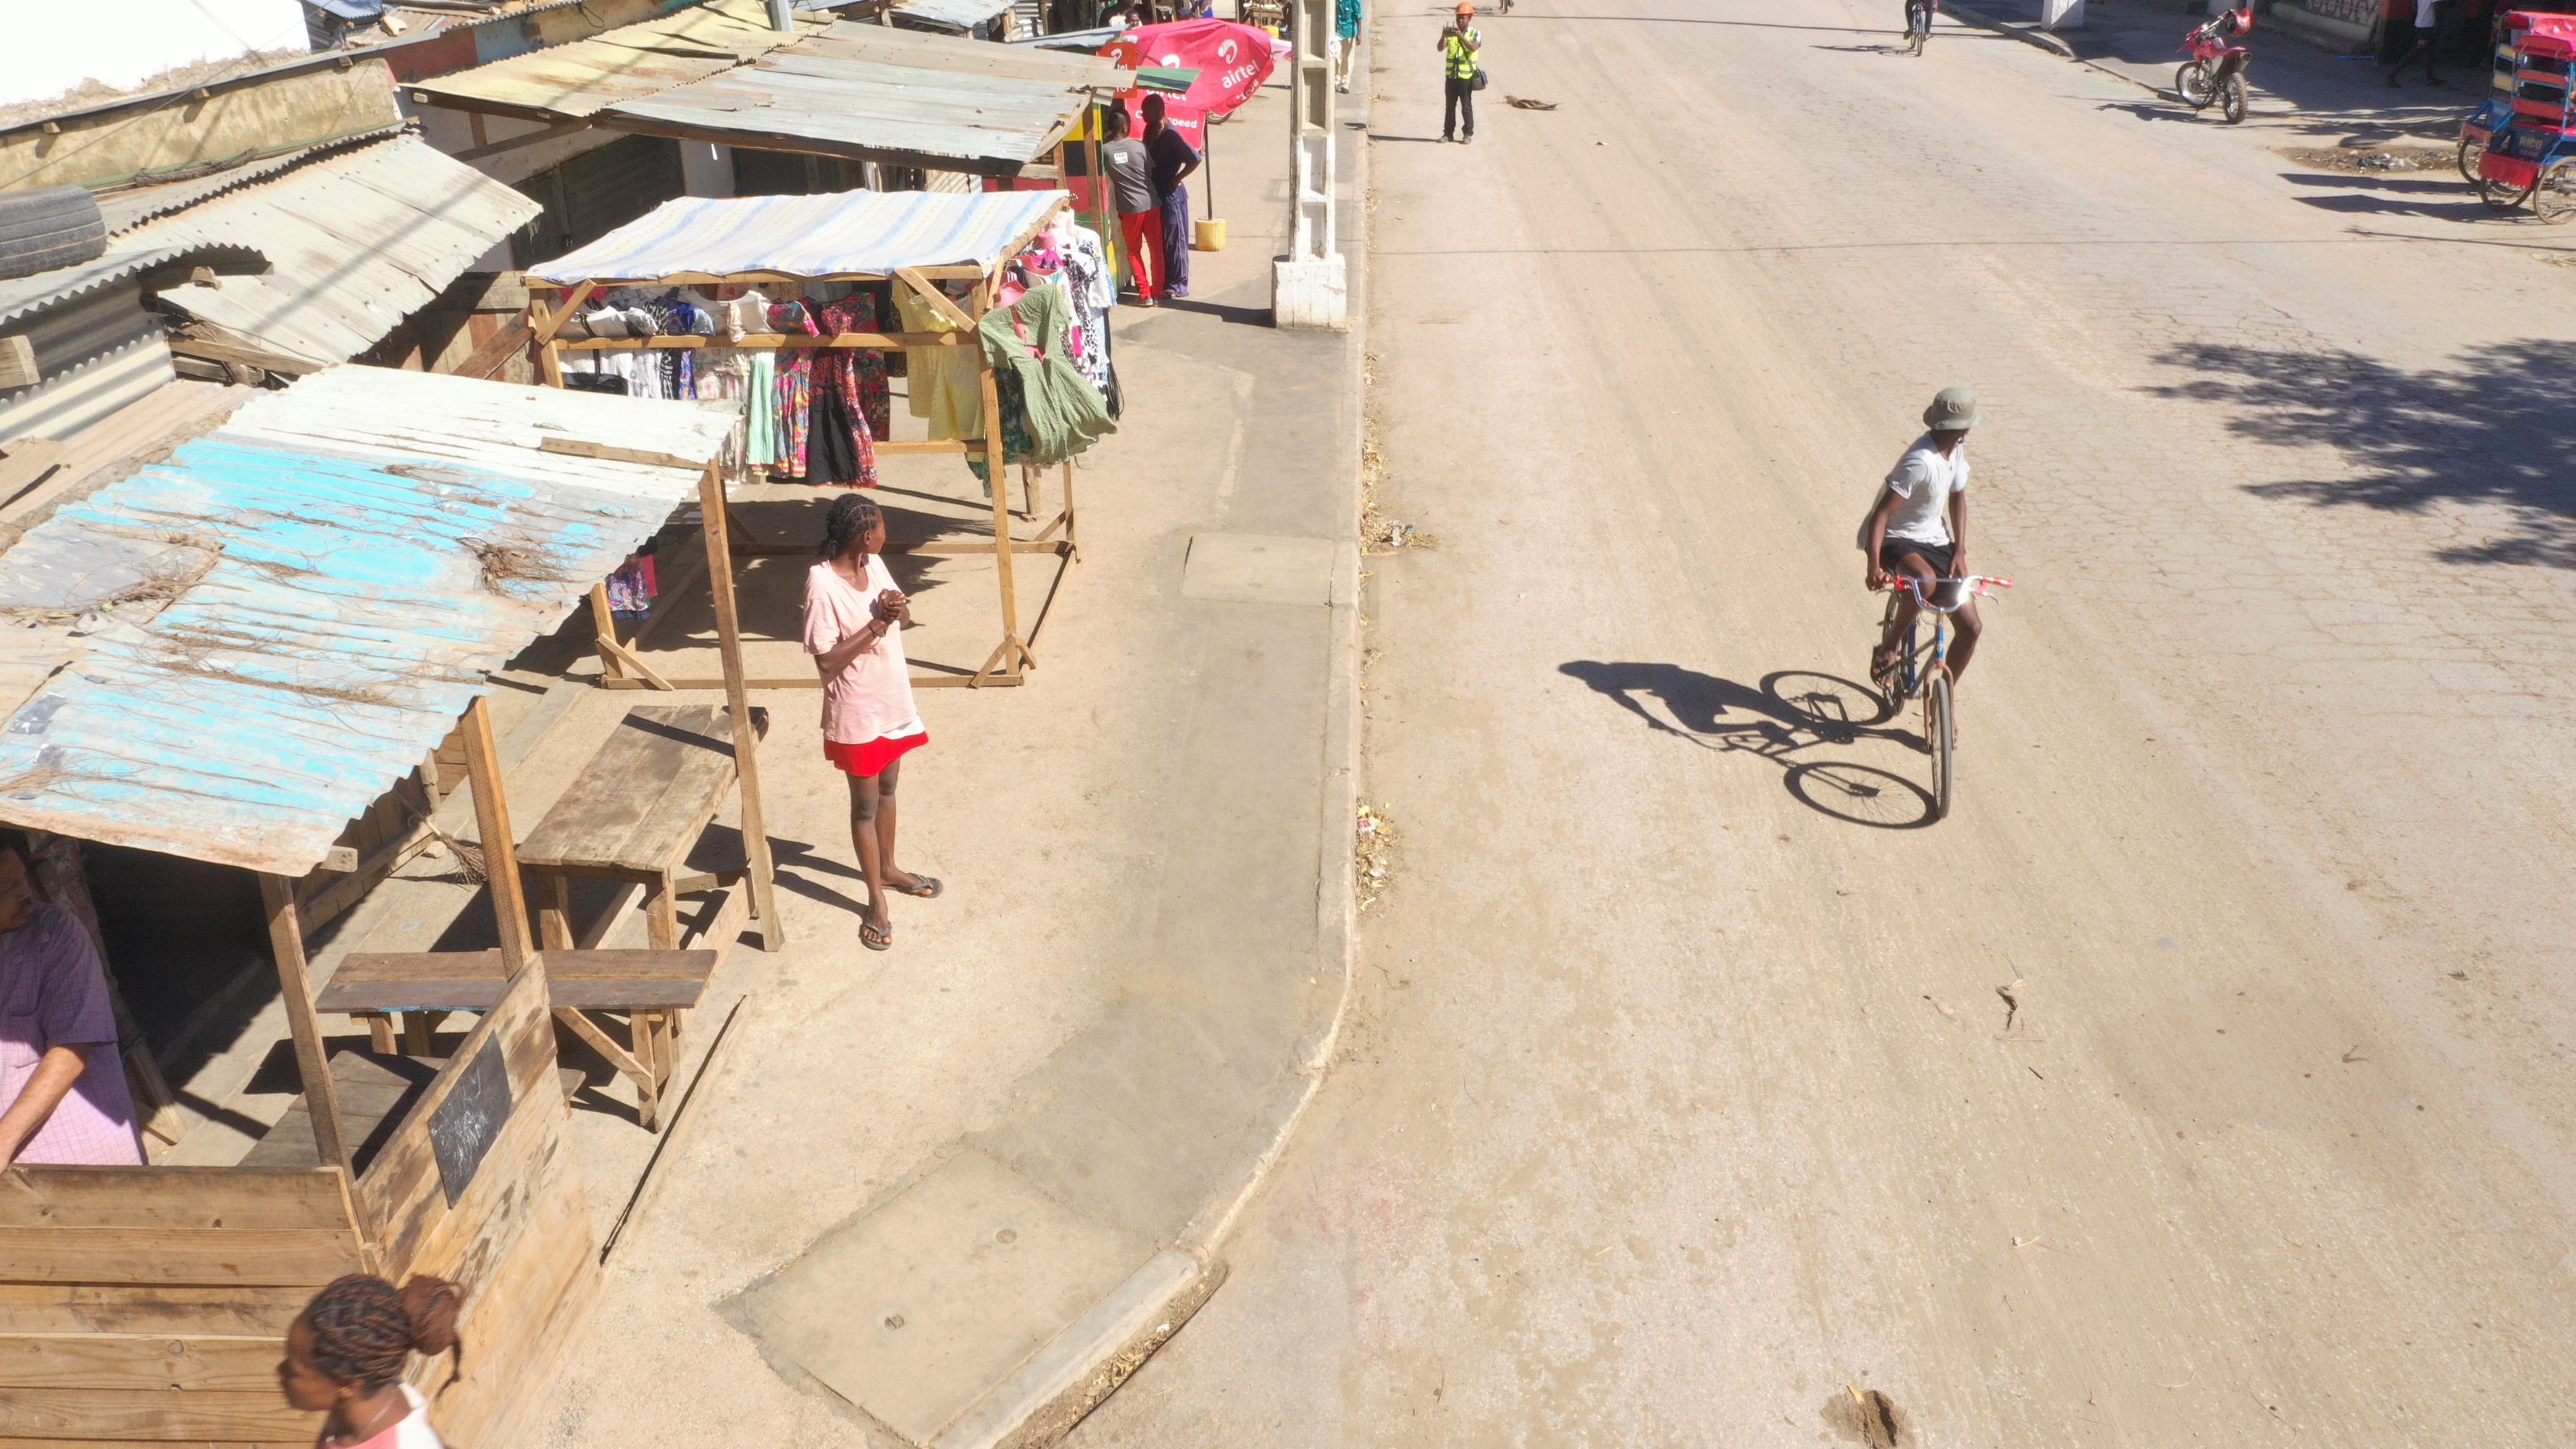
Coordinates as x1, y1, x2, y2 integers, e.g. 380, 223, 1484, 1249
0, 1166, 363, 1447
356, 966, 600, 1448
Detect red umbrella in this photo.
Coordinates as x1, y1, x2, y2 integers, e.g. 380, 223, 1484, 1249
1100, 19, 1281, 152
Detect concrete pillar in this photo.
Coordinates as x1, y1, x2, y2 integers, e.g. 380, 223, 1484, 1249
1274, 0, 1346, 329
2041, 0, 2085, 28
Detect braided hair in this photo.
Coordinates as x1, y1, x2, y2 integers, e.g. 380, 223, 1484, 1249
818, 493, 883, 559
298, 1274, 463, 1392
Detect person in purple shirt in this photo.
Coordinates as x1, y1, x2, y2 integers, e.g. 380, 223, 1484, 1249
0, 837, 143, 1166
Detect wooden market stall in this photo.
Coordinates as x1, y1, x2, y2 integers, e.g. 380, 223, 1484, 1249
522, 186, 1087, 689
0, 367, 750, 1446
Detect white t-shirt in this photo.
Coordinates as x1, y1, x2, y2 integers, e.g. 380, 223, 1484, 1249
2414, 0, 2437, 28
1876, 434, 1969, 548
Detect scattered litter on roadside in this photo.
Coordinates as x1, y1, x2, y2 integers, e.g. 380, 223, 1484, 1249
1355, 803, 1395, 911
2280, 145, 2449, 175
1996, 977, 2023, 1032
1922, 993, 1957, 1021
1505, 96, 1557, 109
1364, 517, 1437, 553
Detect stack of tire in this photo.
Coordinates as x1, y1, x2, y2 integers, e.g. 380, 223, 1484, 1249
0, 187, 108, 282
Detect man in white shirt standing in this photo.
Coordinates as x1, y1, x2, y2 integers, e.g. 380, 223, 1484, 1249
2384, 0, 2447, 87
1863, 386, 1984, 689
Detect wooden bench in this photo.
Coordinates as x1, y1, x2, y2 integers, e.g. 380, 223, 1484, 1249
517, 703, 770, 954
315, 948, 715, 1131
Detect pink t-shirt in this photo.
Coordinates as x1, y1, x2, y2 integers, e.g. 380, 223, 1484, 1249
803, 557, 924, 746
319, 1385, 443, 1449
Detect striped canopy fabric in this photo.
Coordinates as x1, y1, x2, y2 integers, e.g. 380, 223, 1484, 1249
527, 188, 1070, 284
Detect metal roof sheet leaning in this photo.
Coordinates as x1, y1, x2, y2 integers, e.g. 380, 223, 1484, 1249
145, 135, 540, 367
406, 0, 832, 122
528, 186, 1069, 283
0, 365, 736, 877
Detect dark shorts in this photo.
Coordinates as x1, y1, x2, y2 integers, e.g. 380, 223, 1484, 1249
1878, 537, 1955, 580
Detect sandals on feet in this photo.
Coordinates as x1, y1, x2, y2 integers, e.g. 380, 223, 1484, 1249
885, 874, 942, 898
861, 918, 892, 951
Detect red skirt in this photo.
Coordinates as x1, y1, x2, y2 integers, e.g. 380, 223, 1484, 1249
825, 732, 927, 778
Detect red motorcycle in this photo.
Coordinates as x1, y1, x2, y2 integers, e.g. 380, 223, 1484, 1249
2177, 7, 2254, 123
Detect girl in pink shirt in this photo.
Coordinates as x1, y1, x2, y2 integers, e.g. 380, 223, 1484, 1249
277, 1273, 461, 1449
803, 495, 939, 951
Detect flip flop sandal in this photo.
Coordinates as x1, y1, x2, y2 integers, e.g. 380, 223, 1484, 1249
885, 874, 943, 899
861, 919, 893, 951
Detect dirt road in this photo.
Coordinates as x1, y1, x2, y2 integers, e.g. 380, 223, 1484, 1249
1074, 1, 2576, 1443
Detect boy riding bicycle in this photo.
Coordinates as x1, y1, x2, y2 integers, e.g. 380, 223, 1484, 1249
1862, 386, 1984, 690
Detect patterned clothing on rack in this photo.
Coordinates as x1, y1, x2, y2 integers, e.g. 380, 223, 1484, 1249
769, 301, 819, 478
809, 293, 884, 488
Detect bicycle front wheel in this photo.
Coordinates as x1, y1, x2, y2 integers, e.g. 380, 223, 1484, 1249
1927, 672, 1955, 821
1907, 4, 1930, 52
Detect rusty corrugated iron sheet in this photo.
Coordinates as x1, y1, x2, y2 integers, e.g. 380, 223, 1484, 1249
599, 22, 1126, 172
0, 365, 737, 876
406, 0, 831, 122
143, 134, 540, 367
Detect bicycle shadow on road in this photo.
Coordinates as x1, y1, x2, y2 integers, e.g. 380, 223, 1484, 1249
1558, 660, 1940, 829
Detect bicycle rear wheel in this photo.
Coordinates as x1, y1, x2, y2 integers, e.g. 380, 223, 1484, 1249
1907, 2, 1930, 52
1927, 671, 1955, 821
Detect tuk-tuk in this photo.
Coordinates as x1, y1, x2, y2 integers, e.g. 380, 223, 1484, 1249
2460, 9, 2548, 179
2475, 14, 2576, 217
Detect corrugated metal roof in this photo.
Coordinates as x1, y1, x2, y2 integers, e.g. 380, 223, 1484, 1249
0, 241, 242, 329
890, 0, 1013, 28
527, 186, 1065, 281
407, 0, 831, 122
598, 22, 1124, 172
91, 128, 408, 236
143, 135, 540, 367
0, 365, 737, 877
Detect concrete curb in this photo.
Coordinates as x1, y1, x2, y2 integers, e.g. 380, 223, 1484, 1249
1018, 56, 1373, 1448
1948, 4, 2078, 58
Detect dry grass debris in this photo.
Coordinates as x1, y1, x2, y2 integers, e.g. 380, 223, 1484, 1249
462, 536, 573, 592
1355, 802, 1394, 911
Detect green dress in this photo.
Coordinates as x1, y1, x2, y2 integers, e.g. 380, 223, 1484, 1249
967, 285, 1115, 488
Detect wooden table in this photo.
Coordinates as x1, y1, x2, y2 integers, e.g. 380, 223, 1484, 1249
316, 948, 716, 1131
517, 703, 770, 954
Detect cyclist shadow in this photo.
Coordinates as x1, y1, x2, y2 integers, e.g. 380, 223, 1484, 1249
1557, 660, 1941, 830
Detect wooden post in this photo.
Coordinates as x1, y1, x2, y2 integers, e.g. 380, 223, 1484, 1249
460, 696, 535, 976
1083, 99, 1112, 248
589, 581, 627, 681
259, 872, 353, 1179
975, 271, 1026, 681
697, 462, 782, 951
1061, 460, 1078, 556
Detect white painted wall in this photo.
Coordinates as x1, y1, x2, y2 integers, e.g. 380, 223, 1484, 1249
0, 0, 310, 107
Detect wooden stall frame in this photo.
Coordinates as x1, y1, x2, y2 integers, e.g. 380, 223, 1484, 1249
526, 196, 1081, 693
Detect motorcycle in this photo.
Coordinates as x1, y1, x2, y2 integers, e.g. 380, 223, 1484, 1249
2176, 7, 2254, 124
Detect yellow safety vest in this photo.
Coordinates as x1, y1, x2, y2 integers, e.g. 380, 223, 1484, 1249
1443, 28, 1481, 80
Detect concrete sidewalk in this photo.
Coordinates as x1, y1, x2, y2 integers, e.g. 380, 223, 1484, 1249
527, 74, 1371, 1449
1952, 0, 2480, 139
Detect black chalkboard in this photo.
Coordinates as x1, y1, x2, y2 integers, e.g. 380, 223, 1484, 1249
430, 1037, 513, 1207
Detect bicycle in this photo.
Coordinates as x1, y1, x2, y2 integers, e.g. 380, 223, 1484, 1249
1905, 0, 1935, 55
1866, 573, 2012, 821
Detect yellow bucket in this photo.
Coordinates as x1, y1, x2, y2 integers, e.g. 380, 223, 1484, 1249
1192, 217, 1226, 252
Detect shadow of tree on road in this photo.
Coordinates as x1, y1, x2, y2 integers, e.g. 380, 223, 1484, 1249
2150, 338, 2576, 568
1559, 661, 1939, 828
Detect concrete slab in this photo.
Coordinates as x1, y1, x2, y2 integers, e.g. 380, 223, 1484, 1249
1181, 533, 1338, 606
737, 1148, 1153, 1446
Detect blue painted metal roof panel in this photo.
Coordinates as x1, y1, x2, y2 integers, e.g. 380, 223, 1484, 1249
0, 364, 738, 875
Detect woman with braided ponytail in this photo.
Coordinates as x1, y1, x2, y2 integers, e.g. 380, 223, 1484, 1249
277, 1273, 461, 1448
803, 493, 937, 951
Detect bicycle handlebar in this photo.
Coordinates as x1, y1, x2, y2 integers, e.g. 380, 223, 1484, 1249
1876, 574, 2014, 613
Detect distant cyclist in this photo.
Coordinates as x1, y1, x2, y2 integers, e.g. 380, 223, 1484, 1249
1904, 0, 1937, 51
1863, 387, 1983, 688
